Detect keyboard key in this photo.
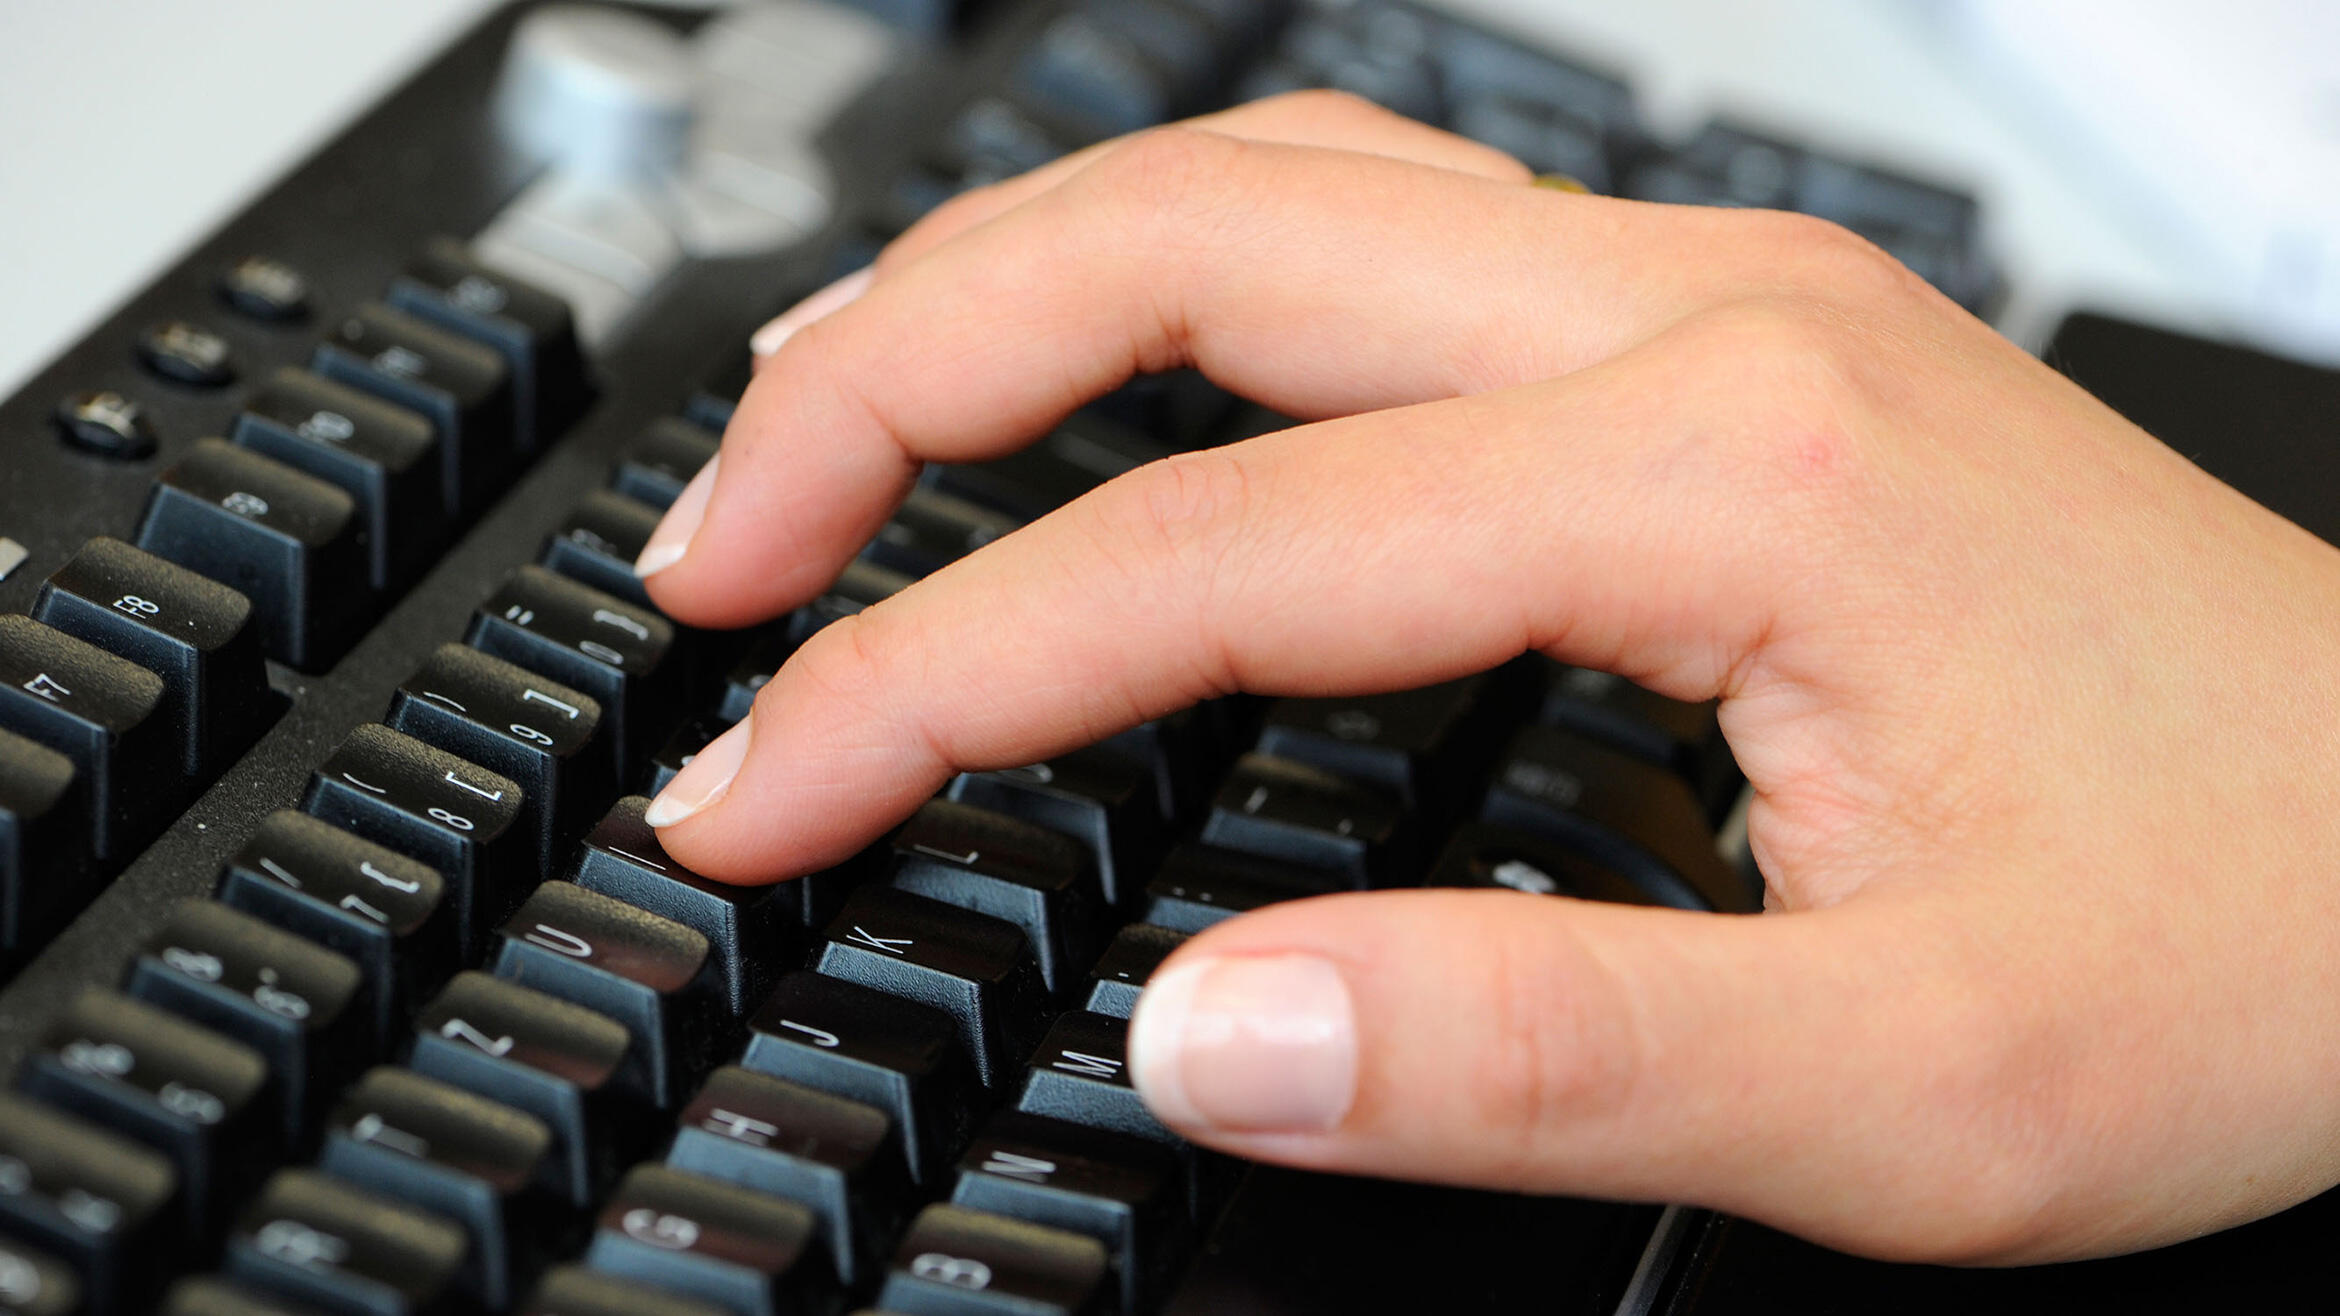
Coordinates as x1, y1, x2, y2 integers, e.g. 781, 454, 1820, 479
313, 302, 518, 520
648, 712, 731, 795
1, 729, 83, 966
1199, 752, 1409, 888
667, 1066, 904, 1286
1014, 4, 1202, 135
518, 1266, 728, 1316
19, 988, 274, 1235
490, 880, 722, 1108
878, 1204, 1108, 1316
540, 488, 663, 609
125, 900, 369, 1143
160, 1276, 321, 1316
815, 884, 1049, 1089
136, 320, 237, 388
134, 438, 369, 671
0, 614, 171, 862
216, 254, 312, 323
0, 1239, 80, 1316
32, 536, 277, 779
231, 367, 444, 589
1427, 821, 1662, 906
714, 628, 795, 723
300, 724, 529, 960
1255, 671, 1524, 816
318, 1067, 558, 1310
1539, 663, 1739, 822
571, 795, 802, 1016
0, 1092, 178, 1314
1015, 1010, 1171, 1146
223, 1169, 466, 1316
216, 811, 458, 1050
388, 236, 592, 452
888, 798, 1104, 994
584, 1165, 835, 1316
861, 487, 1021, 579
787, 558, 912, 644
1080, 923, 1184, 1020
952, 1111, 1186, 1316
387, 644, 610, 874
682, 351, 753, 435
742, 971, 979, 1187
1482, 724, 1754, 912
53, 388, 158, 461
949, 746, 1162, 908
1139, 843, 1339, 934
408, 971, 640, 1208
920, 412, 1169, 523
611, 417, 720, 511
466, 565, 680, 779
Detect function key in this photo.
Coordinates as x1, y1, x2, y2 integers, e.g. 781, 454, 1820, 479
135, 321, 236, 388
231, 366, 445, 588
216, 255, 311, 323
389, 236, 594, 451
878, 1203, 1108, 1316
222, 1170, 467, 1316
1, 728, 80, 967
0, 613, 171, 862
33, 536, 277, 779
134, 438, 370, 671
53, 388, 157, 461
0, 1092, 179, 1314
312, 302, 517, 520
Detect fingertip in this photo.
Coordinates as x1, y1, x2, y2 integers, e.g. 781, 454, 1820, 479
635, 454, 719, 581
1128, 951, 1359, 1136
751, 265, 874, 358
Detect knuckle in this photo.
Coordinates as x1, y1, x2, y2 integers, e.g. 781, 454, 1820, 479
1084, 125, 1250, 233
1259, 86, 1394, 126
1089, 447, 1257, 572
1759, 209, 1932, 306
1669, 299, 1877, 491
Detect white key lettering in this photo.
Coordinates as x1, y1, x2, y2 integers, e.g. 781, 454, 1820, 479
702, 1107, 780, 1147
777, 1019, 840, 1048
1050, 1050, 1122, 1081
980, 1150, 1056, 1182
846, 926, 912, 956
523, 924, 592, 959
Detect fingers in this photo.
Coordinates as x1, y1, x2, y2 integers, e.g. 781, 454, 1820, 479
646, 319, 1832, 879
641, 128, 1826, 628
1121, 886, 2070, 1263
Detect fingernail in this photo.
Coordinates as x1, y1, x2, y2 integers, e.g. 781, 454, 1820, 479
645, 719, 751, 827
1128, 954, 1358, 1134
750, 265, 874, 357
635, 455, 719, 579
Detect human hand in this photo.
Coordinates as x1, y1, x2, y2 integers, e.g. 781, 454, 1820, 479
633, 91, 2340, 1264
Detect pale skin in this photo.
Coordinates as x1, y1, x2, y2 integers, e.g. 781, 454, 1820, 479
632, 91, 2340, 1265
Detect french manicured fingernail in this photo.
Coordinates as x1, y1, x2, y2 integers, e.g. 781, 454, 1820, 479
1128, 954, 1358, 1134
635, 455, 718, 578
750, 265, 874, 357
644, 719, 750, 827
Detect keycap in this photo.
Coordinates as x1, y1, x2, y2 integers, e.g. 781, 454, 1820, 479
949, 747, 1161, 909
861, 487, 1021, 579
0, 1240, 80, 1316
19, 988, 273, 1234
787, 558, 913, 644
1199, 752, 1410, 888
54, 388, 158, 460
611, 416, 720, 511
216, 811, 458, 1050
0, 1093, 178, 1314
231, 367, 445, 589
0, 614, 170, 862
877, 1204, 1108, 1316
742, 971, 980, 1187
300, 725, 529, 961
388, 236, 592, 451
1080, 924, 1184, 1020
712, 626, 797, 725
540, 488, 663, 609
223, 1169, 466, 1316
136, 320, 237, 388
318, 1067, 558, 1310
952, 1111, 1186, 1316
1539, 663, 1738, 822
216, 254, 312, 323
1, 729, 83, 966
815, 884, 1048, 1089
33, 536, 276, 780
1099, 707, 1222, 823
125, 900, 368, 1143
584, 1165, 835, 1316
682, 351, 753, 434
1481, 724, 1754, 912
387, 644, 610, 874
134, 438, 369, 671
888, 799, 1103, 995
571, 795, 801, 1016
1139, 843, 1339, 935
518, 1266, 728, 1316
920, 412, 1169, 523
313, 302, 518, 521
1015, 1011, 1171, 1146
160, 1276, 320, 1316
490, 880, 722, 1108
1255, 672, 1523, 816
408, 971, 641, 1207
466, 565, 679, 779
668, 1066, 905, 1286
1427, 822, 1663, 906
938, 96, 1074, 180
647, 713, 730, 795
1013, 5, 1203, 135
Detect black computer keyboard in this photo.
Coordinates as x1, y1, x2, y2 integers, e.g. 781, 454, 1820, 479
11, 1, 2337, 1313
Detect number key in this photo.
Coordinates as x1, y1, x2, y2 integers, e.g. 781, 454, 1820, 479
0, 614, 171, 862
877, 1204, 1107, 1316
0, 1092, 179, 1313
